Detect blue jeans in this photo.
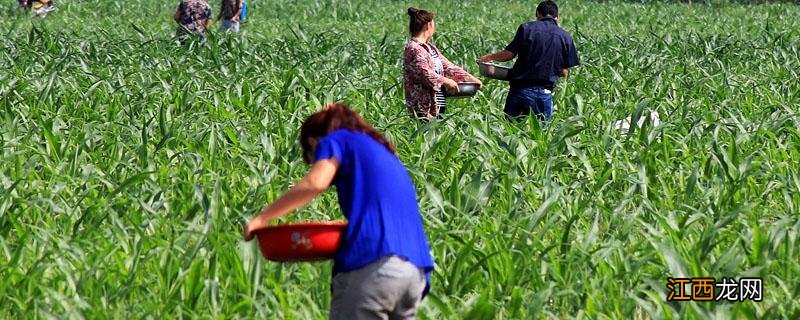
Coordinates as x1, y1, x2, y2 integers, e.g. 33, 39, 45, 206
221, 19, 240, 32
504, 87, 553, 121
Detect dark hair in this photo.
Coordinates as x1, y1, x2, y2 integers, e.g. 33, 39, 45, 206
536, 1, 558, 18
299, 103, 396, 164
407, 7, 434, 36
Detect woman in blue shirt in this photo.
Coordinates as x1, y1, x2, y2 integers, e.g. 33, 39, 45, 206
244, 103, 434, 319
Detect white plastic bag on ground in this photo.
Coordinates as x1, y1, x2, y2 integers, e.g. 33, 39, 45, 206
613, 111, 661, 135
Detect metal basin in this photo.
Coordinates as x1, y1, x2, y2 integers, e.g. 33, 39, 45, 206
477, 61, 511, 80
444, 82, 480, 98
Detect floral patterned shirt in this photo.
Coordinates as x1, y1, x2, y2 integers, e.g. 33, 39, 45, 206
176, 0, 212, 34
403, 39, 472, 119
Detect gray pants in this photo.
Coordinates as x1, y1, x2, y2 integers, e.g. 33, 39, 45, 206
330, 256, 426, 320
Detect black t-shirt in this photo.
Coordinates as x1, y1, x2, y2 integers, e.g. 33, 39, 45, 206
220, 0, 241, 19
505, 17, 580, 90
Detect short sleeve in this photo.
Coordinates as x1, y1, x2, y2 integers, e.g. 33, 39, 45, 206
562, 34, 580, 68
504, 25, 525, 54
314, 135, 344, 163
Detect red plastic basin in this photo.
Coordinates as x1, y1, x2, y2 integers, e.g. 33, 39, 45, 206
254, 221, 347, 262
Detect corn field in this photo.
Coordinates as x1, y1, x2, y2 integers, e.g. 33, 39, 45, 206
1, 0, 799, 318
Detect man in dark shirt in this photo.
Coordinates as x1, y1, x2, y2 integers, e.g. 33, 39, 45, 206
479, 1, 580, 121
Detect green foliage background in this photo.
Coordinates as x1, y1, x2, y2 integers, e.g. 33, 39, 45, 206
1, 0, 799, 318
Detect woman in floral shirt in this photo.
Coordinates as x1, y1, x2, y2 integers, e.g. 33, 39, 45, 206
403, 7, 481, 120
174, 0, 212, 43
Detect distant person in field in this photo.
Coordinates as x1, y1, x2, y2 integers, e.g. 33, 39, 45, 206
218, 0, 243, 33
174, 0, 212, 44
18, 0, 57, 16
403, 7, 482, 120
240, 0, 248, 22
479, 0, 580, 121
244, 103, 434, 319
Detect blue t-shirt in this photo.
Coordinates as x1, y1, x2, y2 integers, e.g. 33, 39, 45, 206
314, 129, 434, 292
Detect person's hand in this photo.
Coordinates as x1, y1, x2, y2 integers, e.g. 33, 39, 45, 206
443, 78, 459, 93
468, 76, 483, 89
243, 216, 267, 241
477, 55, 493, 63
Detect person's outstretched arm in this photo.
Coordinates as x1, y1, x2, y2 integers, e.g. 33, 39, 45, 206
437, 47, 481, 87
478, 50, 515, 63
243, 158, 339, 240
479, 24, 524, 62
233, 0, 243, 21
174, 4, 182, 23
